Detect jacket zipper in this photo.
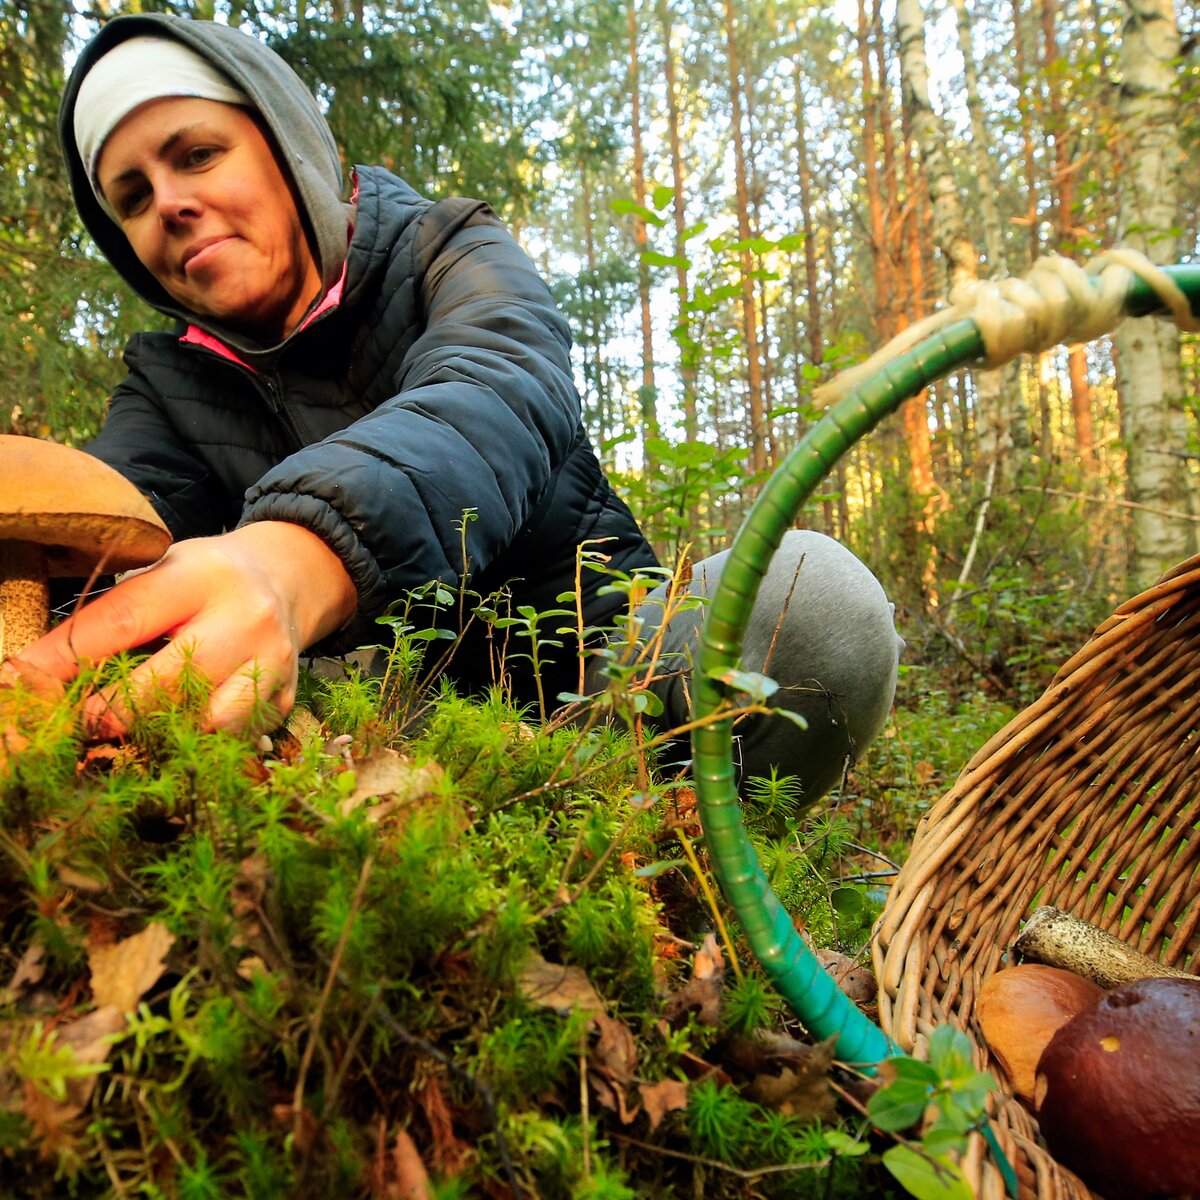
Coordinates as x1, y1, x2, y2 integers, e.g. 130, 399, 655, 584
182, 338, 308, 452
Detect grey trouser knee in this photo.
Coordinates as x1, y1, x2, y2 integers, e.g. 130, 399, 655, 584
596, 531, 903, 804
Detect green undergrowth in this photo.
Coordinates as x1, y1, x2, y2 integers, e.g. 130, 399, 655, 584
0, 634, 975, 1199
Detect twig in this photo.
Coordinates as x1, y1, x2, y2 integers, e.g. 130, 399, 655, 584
844, 841, 901, 872
945, 456, 997, 627
610, 1132, 831, 1180
1018, 485, 1200, 522
579, 1039, 592, 1180
675, 825, 744, 983
293, 854, 374, 1143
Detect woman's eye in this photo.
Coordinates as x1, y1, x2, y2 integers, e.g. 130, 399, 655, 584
117, 186, 150, 218
185, 146, 218, 168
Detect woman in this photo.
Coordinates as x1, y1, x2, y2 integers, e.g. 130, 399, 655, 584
15, 14, 901, 799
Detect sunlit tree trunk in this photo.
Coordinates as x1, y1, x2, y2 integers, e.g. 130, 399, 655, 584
1112, 0, 1195, 587
858, 0, 895, 339
876, 2, 942, 599
1040, 0, 1094, 465
791, 44, 843, 535
579, 162, 609, 444
1010, 0, 1041, 269
656, 0, 697, 444
627, 0, 658, 465
722, 0, 768, 476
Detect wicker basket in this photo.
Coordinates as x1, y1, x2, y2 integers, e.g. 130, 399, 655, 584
873, 552, 1200, 1199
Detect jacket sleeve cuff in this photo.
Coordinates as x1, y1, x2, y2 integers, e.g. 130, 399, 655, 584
236, 492, 389, 618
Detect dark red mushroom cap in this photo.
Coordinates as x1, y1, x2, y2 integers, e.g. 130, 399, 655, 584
1036, 975, 1200, 1199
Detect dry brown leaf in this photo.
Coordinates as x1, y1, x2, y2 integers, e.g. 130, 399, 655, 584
392, 1126, 433, 1200
592, 1012, 636, 1085
664, 933, 726, 1026
50, 1006, 125, 1109
87, 921, 174, 1013
57, 864, 107, 893
236, 955, 269, 982
638, 1078, 690, 1131
339, 748, 444, 817
416, 1074, 471, 1176
5, 941, 46, 1000
20, 1004, 127, 1154
588, 1012, 640, 1124
815, 947, 877, 1007
693, 932, 725, 980
741, 1035, 837, 1124
517, 953, 606, 1016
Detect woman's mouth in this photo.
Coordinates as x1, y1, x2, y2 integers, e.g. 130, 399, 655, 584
182, 237, 232, 274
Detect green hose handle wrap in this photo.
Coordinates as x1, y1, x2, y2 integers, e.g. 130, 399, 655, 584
690, 264, 1200, 1070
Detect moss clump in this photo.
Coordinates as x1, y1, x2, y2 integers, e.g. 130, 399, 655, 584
0, 646, 885, 1199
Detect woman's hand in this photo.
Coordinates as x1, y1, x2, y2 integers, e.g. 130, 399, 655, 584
8, 522, 357, 737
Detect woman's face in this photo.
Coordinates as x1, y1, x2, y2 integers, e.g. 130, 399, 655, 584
96, 96, 322, 341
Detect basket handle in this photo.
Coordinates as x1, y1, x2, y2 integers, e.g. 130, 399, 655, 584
690, 260, 1200, 1068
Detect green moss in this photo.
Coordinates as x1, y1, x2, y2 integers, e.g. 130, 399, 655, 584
0, 632, 920, 1198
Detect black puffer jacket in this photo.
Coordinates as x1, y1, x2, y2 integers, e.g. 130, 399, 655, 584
86, 171, 658, 697
60, 16, 658, 701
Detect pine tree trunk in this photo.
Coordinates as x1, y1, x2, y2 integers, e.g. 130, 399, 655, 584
1040, 0, 1094, 465
1112, 0, 1195, 587
723, 0, 768, 476
657, 0, 697, 443
627, 0, 659, 465
858, 0, 895, 338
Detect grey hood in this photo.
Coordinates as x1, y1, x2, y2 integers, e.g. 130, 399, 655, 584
58, 14, 351, 353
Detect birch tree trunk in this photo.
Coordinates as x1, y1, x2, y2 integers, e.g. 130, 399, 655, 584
1112, 0, 1195, 587
896, 0, 1014, 615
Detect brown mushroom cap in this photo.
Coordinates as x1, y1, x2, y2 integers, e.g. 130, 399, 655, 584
975, 964, 1104, 1102
0, 436, 171, 574
1035, 976, 1200, 1200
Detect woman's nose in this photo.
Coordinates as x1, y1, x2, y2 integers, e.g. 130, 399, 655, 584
154, 177, 201, 223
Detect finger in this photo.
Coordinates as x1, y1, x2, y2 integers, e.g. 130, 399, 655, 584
204, 665, 295, 735
78, 638, 210, 739
20, 567, 198, 683
1, 657, 67, 702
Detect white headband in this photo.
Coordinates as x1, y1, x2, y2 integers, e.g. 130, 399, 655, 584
74, 35, 250, 205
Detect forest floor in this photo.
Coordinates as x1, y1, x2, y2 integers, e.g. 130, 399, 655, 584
0, 635, 1018, 1199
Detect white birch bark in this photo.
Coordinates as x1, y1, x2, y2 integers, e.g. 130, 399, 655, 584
1112, 0, 1195, 587
895, 0, 1015, 611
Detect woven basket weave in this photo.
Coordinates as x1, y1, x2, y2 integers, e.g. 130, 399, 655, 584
873, 552, 1200, 1199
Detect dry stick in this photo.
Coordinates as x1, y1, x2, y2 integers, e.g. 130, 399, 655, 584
610, 1132, 832, 1180
1018, 485, 1200, 523
367, 992, 520, 1195
676, 825, 744, 983
1012, 905, 1195, 989
579, 1038, 592, 1181
293, 854, 374, 1144
944, 456, 997, 628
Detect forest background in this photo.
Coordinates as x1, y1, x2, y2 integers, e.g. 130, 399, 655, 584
2, 1, 1200, 1194
4, 0, 1199, 751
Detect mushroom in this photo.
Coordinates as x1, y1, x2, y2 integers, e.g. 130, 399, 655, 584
1035, 975, 1200, 1199
975, 963, 1104, 1102
0, 435, 172, 660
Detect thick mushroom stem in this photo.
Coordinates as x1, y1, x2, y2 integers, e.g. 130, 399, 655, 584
1014, 905, 1195, 988
0, 541, 50, 661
